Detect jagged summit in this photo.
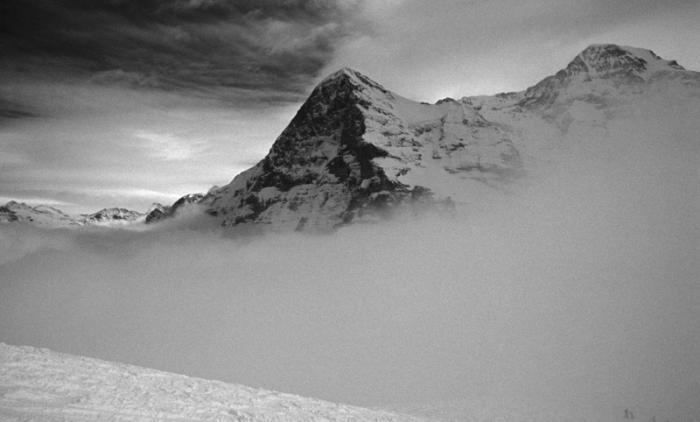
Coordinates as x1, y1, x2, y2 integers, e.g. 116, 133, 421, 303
9, 44, 694, 232
200, 62, 522, 230
144, 193, 204, 223
321, 67, 363, 82
82, 207, 143, 225
319, 67, 392, 96
520, 43, 689, 107
571, 44, 684, 78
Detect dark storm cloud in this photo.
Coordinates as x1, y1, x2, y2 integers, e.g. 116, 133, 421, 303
0, 0, 365, 102
0, 99, 39, 120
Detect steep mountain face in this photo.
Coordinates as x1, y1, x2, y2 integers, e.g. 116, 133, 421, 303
182, 43, 697, 231
200, 68, 523, 230
202, 69, 415, 230
5, 44, 696, 232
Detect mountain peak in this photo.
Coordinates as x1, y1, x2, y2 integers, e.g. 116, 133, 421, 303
569, 44, 684, 78
321, 67, 365, 83
323, 67, 362, 79
318, 67, 389, 94
521, 43, 687, 107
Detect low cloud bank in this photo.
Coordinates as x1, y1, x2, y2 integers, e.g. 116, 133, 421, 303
1, 118, 698, 421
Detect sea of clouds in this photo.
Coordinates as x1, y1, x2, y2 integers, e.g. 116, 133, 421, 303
1, 105, 698, 421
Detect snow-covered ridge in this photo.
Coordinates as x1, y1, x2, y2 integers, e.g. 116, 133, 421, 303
0, 191, 209, 228
81, 207, 144, 225
199, 63, 527, 231
0, 201, 145, 228
573, 44, 684, 79
4, 44, 697, 232
0, 343, 429, 422
184, 43, 697, 231
520, 44, 693, 107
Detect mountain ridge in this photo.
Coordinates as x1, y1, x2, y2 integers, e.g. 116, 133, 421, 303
0, 201, 146, 227
190, 43, 697, 231
3, 43, 698, 231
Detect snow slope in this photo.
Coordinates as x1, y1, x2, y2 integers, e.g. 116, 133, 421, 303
0, 343, 430, 422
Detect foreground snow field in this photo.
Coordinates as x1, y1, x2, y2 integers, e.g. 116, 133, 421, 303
0, 343, 429, 422
3, 342, 698, 422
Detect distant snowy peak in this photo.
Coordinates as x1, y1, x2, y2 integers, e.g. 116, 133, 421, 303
573, 44, 684, 79
0, 201, 144, 228
82, 207, 144, 225
0, 201, 79, 226
144, 202, 168, 223
144, 193, 204, 223
521, 44, 691, 107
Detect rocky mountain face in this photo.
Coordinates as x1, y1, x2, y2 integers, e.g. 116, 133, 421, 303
172, 43, 696, 231
193, 66, 529, 231
4, 44, 697, 231
201, 68, 475, 231
82, 208, 144, 225
144, 193, 204, 223
519, 44, 687, 108
471, 45, 694, 110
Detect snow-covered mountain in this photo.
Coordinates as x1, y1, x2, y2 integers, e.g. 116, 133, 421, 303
144, 193, 205, 223
154, 43, 698, 231
199, 67, 523, 231
81, 207, 144, 225
4, 44, 697, 232
0, 201, 82, 227
0, 343, 428, 422
0, 201, 144, 228
519, 44, 687, 109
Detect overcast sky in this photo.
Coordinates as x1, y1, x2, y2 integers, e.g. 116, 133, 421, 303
2, 0, 699, 212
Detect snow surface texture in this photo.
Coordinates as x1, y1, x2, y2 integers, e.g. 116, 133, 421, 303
0, 343, 428, 422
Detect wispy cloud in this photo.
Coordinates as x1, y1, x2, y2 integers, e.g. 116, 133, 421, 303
134, 131, 209, 161
327, 0, 700, 99
0, 196, 75, 207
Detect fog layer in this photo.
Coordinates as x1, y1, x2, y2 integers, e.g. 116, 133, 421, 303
1, 113, 698, 421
